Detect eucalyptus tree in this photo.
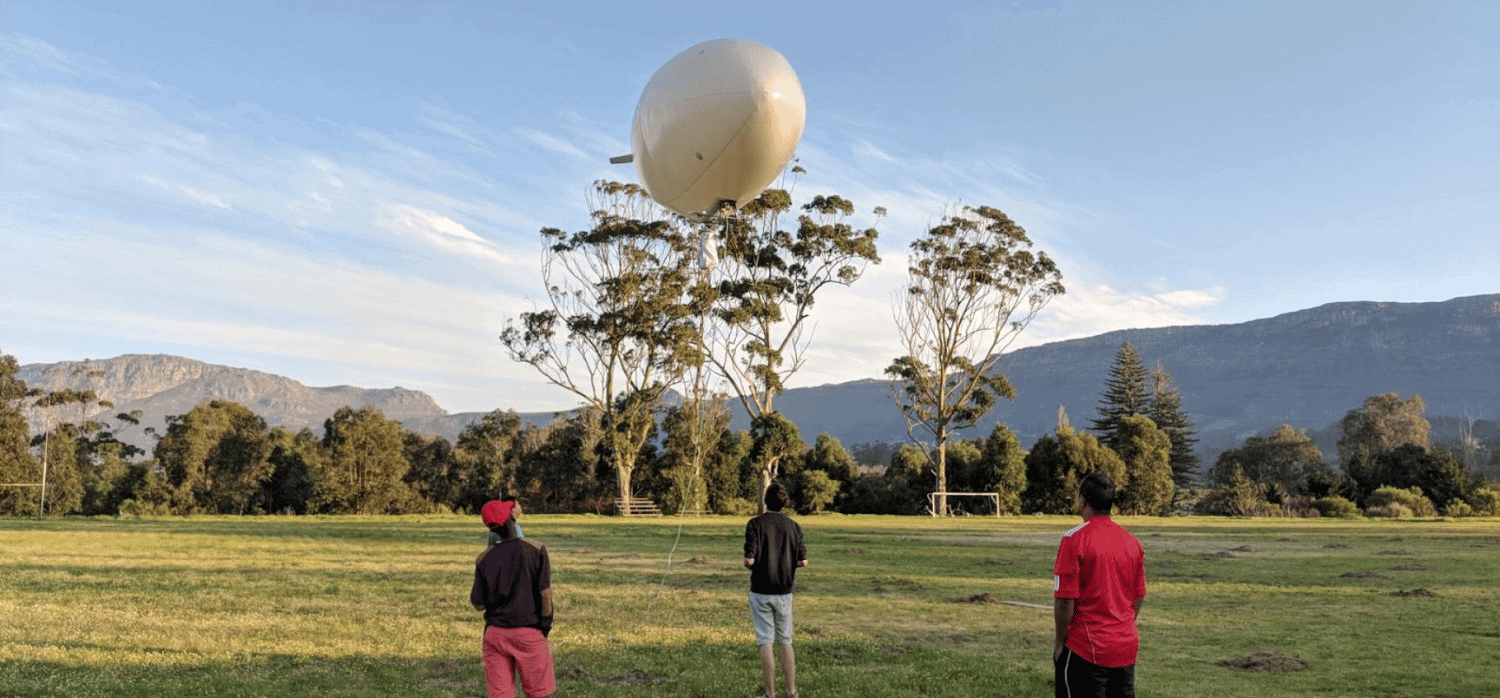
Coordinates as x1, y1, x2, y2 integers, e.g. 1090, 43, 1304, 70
975, 422, 1027, 515
28, 386, 110, 515
655, 395, 732, 514
1022, 427, 1127, 515
501, 181, 704, 508
0, 353, 39, 515
452, 409, 527, 511
703, 188, 881, 504
155, 399, 273, 515
264, 427, 321, 515
886, 204, 1064, 515
314, 405, 412, 514
1212, 423, 1325, 495
1336, 393, 1431, 464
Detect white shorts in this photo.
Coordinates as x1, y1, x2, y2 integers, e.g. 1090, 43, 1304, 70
749, 592, 795, 645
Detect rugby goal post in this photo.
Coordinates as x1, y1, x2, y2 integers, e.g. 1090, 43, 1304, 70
927, 492, 1001, 517
0, 482, 44, 517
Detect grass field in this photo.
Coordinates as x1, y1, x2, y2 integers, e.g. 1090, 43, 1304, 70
2, 513, 1496, 698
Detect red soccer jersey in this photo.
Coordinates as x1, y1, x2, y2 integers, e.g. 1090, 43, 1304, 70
1053, 516, 1147, 668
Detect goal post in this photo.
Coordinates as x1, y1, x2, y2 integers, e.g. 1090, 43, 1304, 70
927, 492, 1001, 517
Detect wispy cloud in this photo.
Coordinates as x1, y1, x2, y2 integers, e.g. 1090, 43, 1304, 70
2, 33, 1229, 414
136, 173, 233, 210
514, 127, 590, 160
0, 33, 162, 91
772, 127, 1223, 392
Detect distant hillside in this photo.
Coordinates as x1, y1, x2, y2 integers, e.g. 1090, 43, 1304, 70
746, 293, 1500, 466
17, 294, 1500, 472
16, 355, 557, 448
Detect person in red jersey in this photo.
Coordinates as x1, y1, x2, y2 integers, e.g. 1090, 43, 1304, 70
1052, 473, 1147, 698
471, 499, 555, 698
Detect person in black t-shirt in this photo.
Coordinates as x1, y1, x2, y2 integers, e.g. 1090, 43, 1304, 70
743, 482, 808, 698
471, 499, 555, 698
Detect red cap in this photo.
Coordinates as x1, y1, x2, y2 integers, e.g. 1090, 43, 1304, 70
481, 500, 515, 528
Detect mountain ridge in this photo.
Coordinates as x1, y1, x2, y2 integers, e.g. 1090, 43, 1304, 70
17, 293, 1500, 467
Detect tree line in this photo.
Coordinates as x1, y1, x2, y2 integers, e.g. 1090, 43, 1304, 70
2, 345, 1495, 518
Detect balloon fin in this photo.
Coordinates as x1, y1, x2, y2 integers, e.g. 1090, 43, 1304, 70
609, 154, 634, 164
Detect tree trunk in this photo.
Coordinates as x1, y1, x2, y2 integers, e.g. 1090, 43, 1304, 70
935, 440, 948, 517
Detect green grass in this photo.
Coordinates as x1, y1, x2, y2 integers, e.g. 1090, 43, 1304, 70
1, 514, 1497, 697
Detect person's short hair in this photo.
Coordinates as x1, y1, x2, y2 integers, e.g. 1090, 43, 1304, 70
764, 482, 791, 511
1078, 472, 1116, 513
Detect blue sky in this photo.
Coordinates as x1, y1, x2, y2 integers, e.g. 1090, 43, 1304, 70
3, 1, 1497, 413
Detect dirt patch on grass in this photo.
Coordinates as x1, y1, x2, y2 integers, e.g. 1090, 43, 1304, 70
559, 666, 666, 686
1276, 537, 1294, 542
1379, 549, 1411, 556
1220, 653, 1308, 671
1208, 551, 1235, 559
422, 660, 479, 691
1340, 571, 1390, 579
963, 593, 1000, 604
1227, 545, 1254, 552
836, 548, 871, 554
1322, 542, 1349, 549
684, 556, 713, 565
976, 558, 1013, 566
1391, 564, 1432, 571
1392, 588, 1437, 597
872, 576, 923, 592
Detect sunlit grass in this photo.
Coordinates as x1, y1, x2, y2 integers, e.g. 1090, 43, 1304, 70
2, 513, 1497, 697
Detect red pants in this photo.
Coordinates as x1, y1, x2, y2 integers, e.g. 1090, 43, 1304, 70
482, 626, 555, 698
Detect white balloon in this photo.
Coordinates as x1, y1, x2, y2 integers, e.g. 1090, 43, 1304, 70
616, 39, 806, 219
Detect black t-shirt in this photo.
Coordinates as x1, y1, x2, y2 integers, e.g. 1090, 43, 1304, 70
744, 511, 806, 595
471, 537, 551, 629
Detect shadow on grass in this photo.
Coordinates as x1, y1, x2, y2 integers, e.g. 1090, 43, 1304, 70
0, 640, 1051, 698
554, 637, 1051, 698
0, 654, 477, 698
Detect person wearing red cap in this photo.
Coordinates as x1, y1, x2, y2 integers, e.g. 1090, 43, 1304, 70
471, 499, 555, 698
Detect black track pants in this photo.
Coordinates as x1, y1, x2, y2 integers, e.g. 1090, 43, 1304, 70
1054, 647, 1135, 698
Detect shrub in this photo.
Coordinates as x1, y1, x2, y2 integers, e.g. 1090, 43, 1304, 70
716, 497, 758, 516
1443, 499, 1475, 518
117, 499, 170, 517
1313, 496, 1360, 518
1468, 488, 1500, 516
1278, 495, 1320, 518
1196, 468, 1278, 517
1367, 486, 1436, 517
1365, 502, 1414, 519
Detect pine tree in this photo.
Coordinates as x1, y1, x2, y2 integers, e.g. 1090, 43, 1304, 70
1090, 342, 1149, 450
1146, 360, 1200, 487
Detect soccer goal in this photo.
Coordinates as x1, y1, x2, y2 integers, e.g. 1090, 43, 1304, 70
927, 492, 1001, 517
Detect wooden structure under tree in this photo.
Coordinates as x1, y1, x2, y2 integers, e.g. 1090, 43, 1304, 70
614, 496, 663, 517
